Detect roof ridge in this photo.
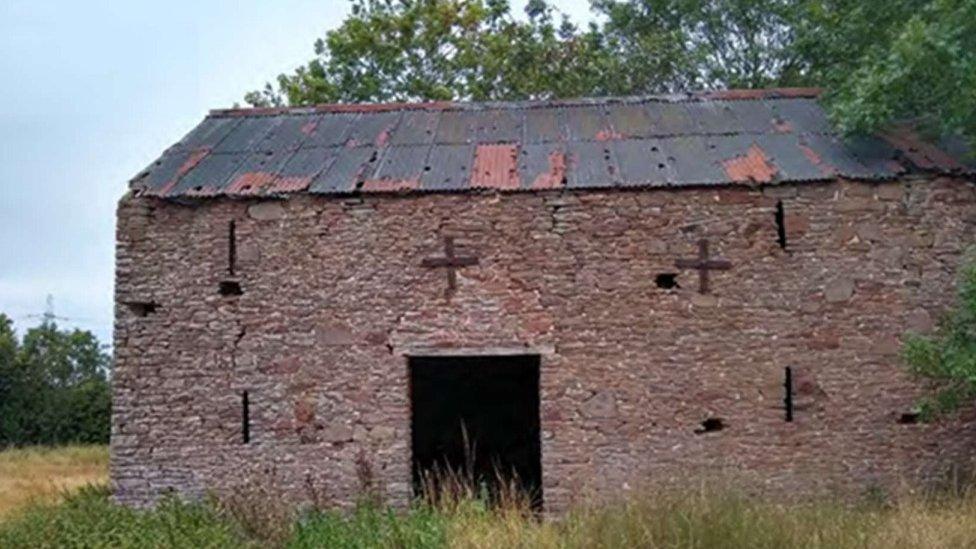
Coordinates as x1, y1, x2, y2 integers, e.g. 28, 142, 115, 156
208, 88, 824, 118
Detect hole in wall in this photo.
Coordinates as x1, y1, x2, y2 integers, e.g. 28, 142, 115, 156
898, 411, 920, 425
242, 391, 251, 444
219, 281, 243, 296
775, 200, 787, 249
228, 220, 237, 276
694, 417, 725, 434
655, 273, 680, 289
784, 366, 794, 422
125, 301, 158, 317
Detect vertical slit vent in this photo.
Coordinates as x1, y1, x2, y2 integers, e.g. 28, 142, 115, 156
784, 366, 794, 422
775, 201, 787, 249
242, 390, 250, 443
228, 220, 237, 276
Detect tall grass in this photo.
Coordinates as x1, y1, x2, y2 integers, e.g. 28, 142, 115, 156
5, 482, 976, 548
0, 445, 107, 519
3, 445, 976, 548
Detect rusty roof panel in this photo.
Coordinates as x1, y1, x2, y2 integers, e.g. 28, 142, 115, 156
133, 92, 973, 198
390, 111, 440, 145
613, 139, 674, 187
421, 144, 474, 191
566, 141, 619, 188
754, 134, 826, 181
133, 151, 201, 195
470, 143, 520, 190
301, 113, 356, 148
708, 135, 779, 184
799, 133, 877, 178
223, 150, 298, 196
519, 143, 567, 190
524, 108, 564, 143
166, 153, 246, 196
309, 147, 377, 194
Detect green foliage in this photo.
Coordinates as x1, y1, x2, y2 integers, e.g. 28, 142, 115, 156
0, 314, 112, 446
248, 0, 976, 147
244, 0, 618, 106
290, 505, 447, 548
796, 0, 976, 143
0, 485, 253, 549
904, 258, 976, 419
0, 486, 448, 549
596, 0, 806, 90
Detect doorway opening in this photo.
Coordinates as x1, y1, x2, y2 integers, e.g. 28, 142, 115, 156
409, 354, 542, 509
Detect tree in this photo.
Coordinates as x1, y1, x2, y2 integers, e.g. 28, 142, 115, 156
249, 0, 976, 146
595, 0, 806, 91
245, 0, 621, 106
796, 0, 976, 142
0, 314, 112, 446
903, 258, 976, 419
0, 315, 18, 424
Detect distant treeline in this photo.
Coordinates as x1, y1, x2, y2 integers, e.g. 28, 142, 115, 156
0, 313, 111, 446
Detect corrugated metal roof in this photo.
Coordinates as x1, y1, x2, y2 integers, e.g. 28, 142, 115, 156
130, 89, 975, 198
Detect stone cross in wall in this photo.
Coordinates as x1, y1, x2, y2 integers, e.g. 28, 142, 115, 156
422, 236, 479, 295
674, 239, 732, 294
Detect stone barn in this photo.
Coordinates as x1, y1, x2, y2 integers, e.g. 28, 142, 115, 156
113, 89, 976, 512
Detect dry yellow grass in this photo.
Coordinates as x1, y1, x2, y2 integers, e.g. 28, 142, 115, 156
0, 445, 108, 519
443, 489, 976, 549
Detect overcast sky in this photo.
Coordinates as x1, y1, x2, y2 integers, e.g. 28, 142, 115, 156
0, 0, 593, 344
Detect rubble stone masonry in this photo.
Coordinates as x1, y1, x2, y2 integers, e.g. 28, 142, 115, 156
112, 177, 976, 511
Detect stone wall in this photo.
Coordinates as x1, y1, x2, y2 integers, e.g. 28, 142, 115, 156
112, 177, 976, 511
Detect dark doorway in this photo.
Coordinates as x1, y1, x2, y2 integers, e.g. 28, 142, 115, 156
409, 355, 542, 508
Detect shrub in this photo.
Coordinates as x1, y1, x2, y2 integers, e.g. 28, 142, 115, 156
903, 257, 976, 418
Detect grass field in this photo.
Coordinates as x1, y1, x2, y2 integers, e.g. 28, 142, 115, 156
0, 445, 107, 519
2, 445, 976, 548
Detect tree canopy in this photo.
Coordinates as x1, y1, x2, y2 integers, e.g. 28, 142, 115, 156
0, 313, 112, 446
247, 0, 975, 145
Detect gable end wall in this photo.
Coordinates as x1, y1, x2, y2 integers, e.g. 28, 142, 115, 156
112, 178, 976, 511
